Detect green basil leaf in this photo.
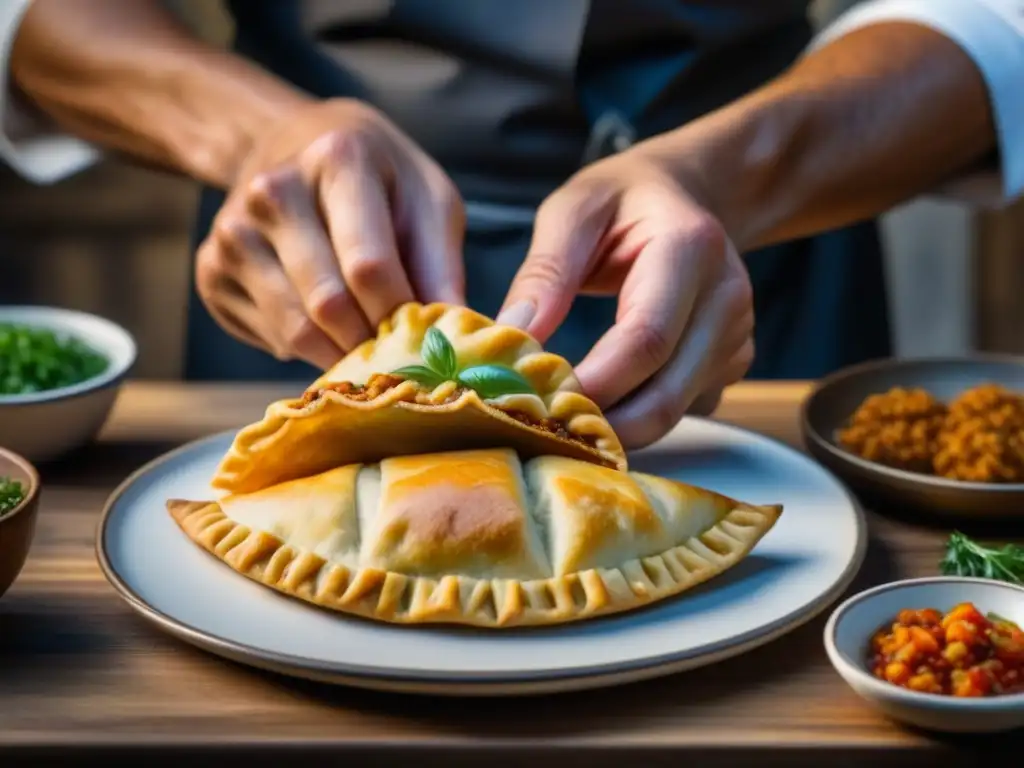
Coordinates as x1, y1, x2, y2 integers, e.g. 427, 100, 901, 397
456, 365, 536, 399
421, 327, 457, 379
391, 365, 447, 389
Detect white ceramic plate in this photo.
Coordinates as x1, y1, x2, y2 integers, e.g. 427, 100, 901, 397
97, 419, 867, 696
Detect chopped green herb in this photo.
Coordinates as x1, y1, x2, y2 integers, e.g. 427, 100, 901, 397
391, 327, 538, 400
940, 531, 1024, 585
0, 476, 25, 517
0, 322, 109, 395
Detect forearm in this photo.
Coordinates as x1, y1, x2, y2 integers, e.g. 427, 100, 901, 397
648, 22, 996, 250
10, 0, 314, 188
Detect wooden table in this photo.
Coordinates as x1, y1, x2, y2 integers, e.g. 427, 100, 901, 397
2, 381, 1019, 767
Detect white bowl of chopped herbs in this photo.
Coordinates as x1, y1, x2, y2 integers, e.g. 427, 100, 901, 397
0, 306, 136, 462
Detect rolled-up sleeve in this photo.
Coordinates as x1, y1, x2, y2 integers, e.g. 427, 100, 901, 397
812, 0, 1024, 207
0, 0, 101, 184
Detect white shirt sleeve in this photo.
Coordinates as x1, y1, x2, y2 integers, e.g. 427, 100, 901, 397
811, 0, 1024, 208
0, 0, 101, 184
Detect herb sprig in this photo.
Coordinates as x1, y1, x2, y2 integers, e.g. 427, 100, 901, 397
940, 531, 1024, 585
0, 322, 109, 395
392, 327, 537, 400
0, 477, 26, 517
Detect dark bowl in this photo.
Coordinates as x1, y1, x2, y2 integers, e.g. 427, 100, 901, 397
0, 446, 41, 598
800, 355, 1024, 521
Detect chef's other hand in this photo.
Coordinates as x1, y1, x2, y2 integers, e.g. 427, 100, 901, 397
497, 148, 754, 449
196, 99, 466, 369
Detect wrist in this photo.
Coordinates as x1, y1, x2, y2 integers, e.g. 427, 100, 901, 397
637, 85, 806, 253
154, 50, 316, 188
636, 22, 997, 252
10, 0, 316, 189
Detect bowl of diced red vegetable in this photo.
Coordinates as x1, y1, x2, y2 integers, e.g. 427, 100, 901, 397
825, 576, 1024, 732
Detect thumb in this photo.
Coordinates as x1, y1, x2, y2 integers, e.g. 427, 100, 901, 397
496, 184, 617, 343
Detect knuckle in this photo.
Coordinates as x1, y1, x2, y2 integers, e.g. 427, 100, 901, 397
282, 315, 322, 354
627, 319, 675, 372
651, 397, 683, 433
433, 177, 465, 221
309, 128, 372, 169
194, 241, 229, 294
268, 343, 293, 362
245, 167, 302, 219
194, 254, 219, 299
625, 400, 678, 449
306, 283, 353, 327
726, 274, 755, 314
686, 212, 728, 255
734, 337, 756, 374
212, 214, 257, 258
343, 250, 392, 290
515, 255, 568, 292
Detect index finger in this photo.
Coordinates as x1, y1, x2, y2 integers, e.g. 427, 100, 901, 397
573, 228, 710, 408
243, 166, 373, 352
314, 132, 416, 327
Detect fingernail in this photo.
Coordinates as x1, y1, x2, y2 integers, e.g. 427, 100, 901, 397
496, 300, 536, 330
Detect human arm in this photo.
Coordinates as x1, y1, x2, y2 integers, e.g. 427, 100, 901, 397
500, 0, 1022, 447
7, 0, 465, 366
655, 14, 1004, 251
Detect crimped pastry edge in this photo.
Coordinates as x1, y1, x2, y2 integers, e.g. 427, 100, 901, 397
212, 302, 629, 491
213, 381, 625, 492
167, 499, 782, 629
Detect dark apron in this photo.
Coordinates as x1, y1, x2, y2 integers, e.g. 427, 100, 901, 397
185, 0, 891, 382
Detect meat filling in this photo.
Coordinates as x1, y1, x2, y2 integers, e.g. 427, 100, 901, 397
302, 373, 599, 450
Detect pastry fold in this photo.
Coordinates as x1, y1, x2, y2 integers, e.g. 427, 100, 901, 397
170, 449, 782, 628
211, 302, 627, 495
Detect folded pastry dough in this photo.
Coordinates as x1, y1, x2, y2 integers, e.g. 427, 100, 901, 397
211, 302, 627, 495
169, 449, 782, 628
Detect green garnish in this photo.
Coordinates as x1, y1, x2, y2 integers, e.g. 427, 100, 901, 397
0, 322, 109, 395
941, 531, 1024, 585
392, 327, 537, 400
0, 476, 25, 517
455, 364, 536, 399
987, 612, 1020, 629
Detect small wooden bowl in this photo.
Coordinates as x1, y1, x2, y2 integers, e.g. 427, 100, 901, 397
0, 446, 41, 599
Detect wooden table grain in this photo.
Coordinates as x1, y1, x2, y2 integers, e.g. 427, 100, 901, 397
1, 381, 1020, 767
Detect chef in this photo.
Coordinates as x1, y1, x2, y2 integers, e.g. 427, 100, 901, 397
1, 0, 1022, 448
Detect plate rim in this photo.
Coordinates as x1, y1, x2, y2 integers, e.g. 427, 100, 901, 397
95, 419, 868, 688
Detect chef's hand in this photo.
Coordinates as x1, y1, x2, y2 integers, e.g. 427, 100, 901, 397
195, 99, 466, 368
497, 147, 754, 449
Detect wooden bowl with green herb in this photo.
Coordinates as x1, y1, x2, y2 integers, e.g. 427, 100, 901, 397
0, 446, 40, 599
0, 306, 136, 462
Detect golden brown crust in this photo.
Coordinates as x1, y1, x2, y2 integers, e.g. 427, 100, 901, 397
168, 451, 782, 628
212, 302, 626, 494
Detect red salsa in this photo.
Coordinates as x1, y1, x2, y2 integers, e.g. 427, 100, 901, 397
869, 602, 1024, 697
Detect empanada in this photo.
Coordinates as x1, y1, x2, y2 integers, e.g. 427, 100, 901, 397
212, 302, 627, 494
169, 449, 782, 628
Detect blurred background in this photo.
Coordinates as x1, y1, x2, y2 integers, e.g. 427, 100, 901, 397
0, 0, 1021, 380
